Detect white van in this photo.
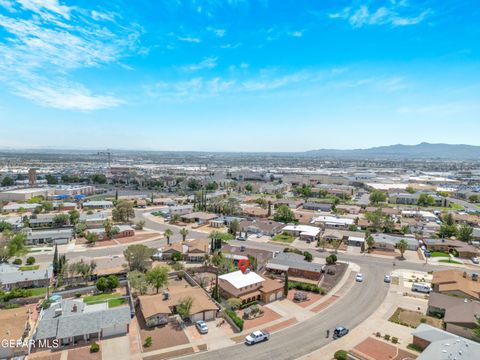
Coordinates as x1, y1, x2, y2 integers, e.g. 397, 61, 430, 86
411, 282, 432, 294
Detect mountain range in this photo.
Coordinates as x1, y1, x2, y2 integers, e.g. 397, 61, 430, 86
303, 142, 480, 160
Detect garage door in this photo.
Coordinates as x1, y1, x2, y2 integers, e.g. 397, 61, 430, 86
102, 324, 127, 338
190, 313, 203, 323
204, 311, 215, 321
276, 291, 283, 300
269, 293, 276, 302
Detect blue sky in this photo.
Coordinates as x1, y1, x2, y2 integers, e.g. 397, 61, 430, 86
0, 0, 480, 151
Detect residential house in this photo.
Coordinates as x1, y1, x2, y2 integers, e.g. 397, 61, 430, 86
242, 206, 269, 218
82, 200, 114, 210
335, 205, 361, 215
322, 229, 365, 246
282, 224, 320, 242
156, 239, 210, 262
411, 323, 480, 359
424, 239, 479, 258
427, 292, 480, 340
238, 219, 284, 236
311, 215, 354, 229
274, 199, 304, 209
26, 228, 74, 245
371, 233, 418, 251
1, 202, 40, 213
79, 211, 109, 228
431, 269, 480, 300
0, 263, 53, 291
218, 270, 283, 304
452, 213, 480, 227
266, 252, 322, 281
294, 211, 316, 225
86, 224, 135, 241
138, 286, 219, 326
221, 244, 273, 270
180, 212, 218, 224
35, 300, 131, 346
302, 202, 332, 212
389, 192, 447, 207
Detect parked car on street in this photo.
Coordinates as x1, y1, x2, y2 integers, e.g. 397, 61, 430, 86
471, 257, 480, 264
356, 273, 364, 282
333, 326, 349, 339
195, 320, 208, 334
411, 282, 432, 293
236, 236, 246, 241
245, 330, 270, 345
384, 274, 391, 283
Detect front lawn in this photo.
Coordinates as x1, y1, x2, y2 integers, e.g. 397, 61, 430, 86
272, 233, 295, 243
19, 265, 40, 271
83, 293, 126, 307
28, 287, 49, 297
429, 251, 450, 257
439, 259, 463, 264
389, 308, 443, 329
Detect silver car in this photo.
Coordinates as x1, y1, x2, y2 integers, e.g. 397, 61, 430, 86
195, 320, 208, 334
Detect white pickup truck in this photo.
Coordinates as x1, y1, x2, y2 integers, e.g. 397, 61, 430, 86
245, 330, 270, 345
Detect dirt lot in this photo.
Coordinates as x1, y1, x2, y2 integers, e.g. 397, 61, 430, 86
67, 346, 102, 360
389, 308, 443, 329
137, 310, 190, 352
287, 289, 323, 308
321, 262, 348, 292
236, 305, 282, 330
352, 337, 417, 360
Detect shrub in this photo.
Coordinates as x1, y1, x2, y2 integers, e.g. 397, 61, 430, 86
326, 254, 337, 265
144, 336, 152, 348
384, 334, 390, 341
375, 332, 381, 337
420, 318, 427, 323
334, 350, 348, 360
26, 257, 36, 265
225, 309, 244, 331
13, 258, 22, 265
407, 343, 423, 353
391, 336, 399, 344
288, 281, 322, 294
239, 300, 257, 309
90, 342, 100, 353
4, 303, 20, 309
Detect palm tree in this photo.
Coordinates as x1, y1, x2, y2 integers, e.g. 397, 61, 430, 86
397, 239, 408, 259
179, 228, 188, 242
164, 229, 173, 245
366, 235, 375, 253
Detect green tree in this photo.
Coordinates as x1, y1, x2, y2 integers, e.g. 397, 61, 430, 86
45, 174, 58, 184
273, 205, 295, 223
474, 317, 480, 340
284, 272, 289, 297
26, 256, 35, 265
1, 176, 14, 187
68, 209, 80, 225
457, 224, 473, 242
179, 227, 189, 241
106, 275, 119, 290
417, 193, 436, 207
52, 244, 59, 276
245, 183, 253, 192
303, 251, 313, 262
364, 209, 384, 232
405, 186, 415, 194
53, 214, 70, 227
171, 251, 183, 262
112, 200, 135, 223
90, 174, 107, 184
146, 265, 169, 293
85, 232, 99, 245
469, 195, 479, 203
228, 219, 240, 237
164, 228, 173, 245
334, 350, 348, 360
123, 244, 155, 271
366, 235, 375, 252
397, 239, 408, 259
96, 277, 108, 292
176, 296, 193, 318
369, 190, 386, 205
5, 231, 28, 258
227, 297, 242, 310
127, 270, 148, 295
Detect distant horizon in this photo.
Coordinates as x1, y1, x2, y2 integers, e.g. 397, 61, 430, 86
1, 141, 480, 154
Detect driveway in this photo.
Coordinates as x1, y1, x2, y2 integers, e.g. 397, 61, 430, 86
101, 335, 131, 360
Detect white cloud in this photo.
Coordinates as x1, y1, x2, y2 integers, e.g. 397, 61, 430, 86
0, 1, 141, 110
329, 2, 431, 28
181, 57, 218, 72
207, 27, 226, 37
178, 36, 201, 43
0, 0, 16, 12
288, 30, 303, 37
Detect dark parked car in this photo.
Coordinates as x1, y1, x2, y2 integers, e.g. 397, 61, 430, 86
333, 326, 349, 339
